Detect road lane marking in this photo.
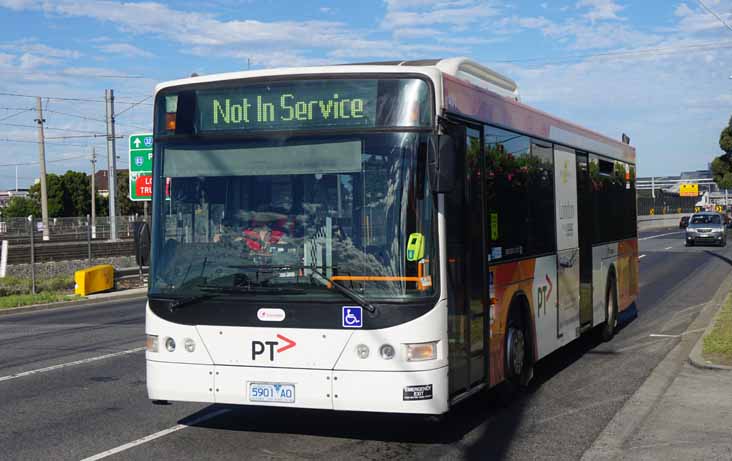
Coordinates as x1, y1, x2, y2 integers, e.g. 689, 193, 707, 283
664, 246, 673, 250
639, 254, 646, 259
649, 328, 706, 339
638, 231, 682, 241
0, 347, 144, 383
80, 408, 231, 461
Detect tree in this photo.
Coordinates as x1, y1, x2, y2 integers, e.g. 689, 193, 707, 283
60, 170, 91, 217
713, 116, 732, 190
2, 196, 40, 218
117, 170, 144, 216
29, 174, 64, 217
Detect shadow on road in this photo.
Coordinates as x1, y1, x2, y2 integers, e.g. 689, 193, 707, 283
173, 324, 630, 460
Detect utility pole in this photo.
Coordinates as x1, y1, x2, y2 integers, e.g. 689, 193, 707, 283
105, 89, 118, 241
14, 165, 18, 192
35, 97, 50, 241
90, 147, 96, 239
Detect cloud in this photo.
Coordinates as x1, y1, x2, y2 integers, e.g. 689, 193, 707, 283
576, 0, 625, 22
382, 0, 501, 29
0, 40, 81, 59
96, 43, 154, 58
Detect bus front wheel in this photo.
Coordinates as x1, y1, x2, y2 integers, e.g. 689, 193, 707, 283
505, 304, 532, 388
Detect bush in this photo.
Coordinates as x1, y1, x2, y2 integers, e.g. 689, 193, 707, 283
0, 275, 75, 296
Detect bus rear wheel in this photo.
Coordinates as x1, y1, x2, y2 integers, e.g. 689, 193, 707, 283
600, 275, 618, 342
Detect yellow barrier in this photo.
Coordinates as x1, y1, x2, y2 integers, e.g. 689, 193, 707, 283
74, 265, 115, 296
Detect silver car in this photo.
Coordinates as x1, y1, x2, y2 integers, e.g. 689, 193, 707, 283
685, 212, 727, 247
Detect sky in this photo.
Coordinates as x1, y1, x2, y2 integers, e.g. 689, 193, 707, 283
0, 0, 731, 190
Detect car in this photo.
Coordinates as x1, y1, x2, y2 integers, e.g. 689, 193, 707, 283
685, 212, 727, 247
679, 216, 689, 228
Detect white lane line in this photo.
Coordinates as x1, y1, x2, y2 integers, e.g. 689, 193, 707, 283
639, 231, 682, 241
664, 246, 673, 250
81, 408, 231, 461
0, 347, 144, 383
639, 254, 647, 259
649, 328, 706, 339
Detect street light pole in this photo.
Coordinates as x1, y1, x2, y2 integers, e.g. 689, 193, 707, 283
105, 89, 118, 242
90, 147, 96, 239
35, 97, 50, 241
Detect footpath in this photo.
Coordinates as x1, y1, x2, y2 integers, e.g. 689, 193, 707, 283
583, 276, 732, 461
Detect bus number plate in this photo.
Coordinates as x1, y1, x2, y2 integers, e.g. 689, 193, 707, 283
249, 382, 295, 403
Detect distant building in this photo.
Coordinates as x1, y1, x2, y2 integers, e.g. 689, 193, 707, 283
0, 189, 30, 208
94, 169, 127, 198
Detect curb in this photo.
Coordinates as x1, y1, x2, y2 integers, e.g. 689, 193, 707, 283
688, 294, 732, 371
0, 289, 147, 317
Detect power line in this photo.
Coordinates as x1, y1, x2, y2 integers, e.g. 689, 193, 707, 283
696, 0, 732, 34
0, 137, 105, 147
0, 121, 104, 134
115, 95, 153, 117
492, 39, 732, 65
0, 154, 90, 167
0, 91, 153, 106
44, 109, 106, 123
0, 108, 33, 122
0, 69, 146, 79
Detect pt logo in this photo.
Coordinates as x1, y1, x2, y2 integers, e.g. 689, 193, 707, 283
537, 275, 553, 318
251, 334, 296, 361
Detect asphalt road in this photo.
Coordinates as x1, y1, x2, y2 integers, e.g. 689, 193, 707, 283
0, 227, 728, 461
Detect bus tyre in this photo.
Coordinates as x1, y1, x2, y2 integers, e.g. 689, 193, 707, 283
505, 308, 532, 388
601, 275, 618, 342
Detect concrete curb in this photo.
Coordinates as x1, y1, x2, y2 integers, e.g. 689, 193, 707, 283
688, 294, 732, 371
0, 288, 147, 317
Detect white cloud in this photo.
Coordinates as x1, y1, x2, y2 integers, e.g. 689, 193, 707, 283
382, 1, 500, 29
576, 0, 625, 22
96, 43, 154, 58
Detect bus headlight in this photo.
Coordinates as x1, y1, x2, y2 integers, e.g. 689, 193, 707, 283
183, 338, 196, 353
406, 341, 437, 361
356, 344, 370, 359
145, 335, 159, 353
165, 337, 176, 352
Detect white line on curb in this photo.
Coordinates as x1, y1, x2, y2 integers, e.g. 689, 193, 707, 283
0, 347, 144, 383
80, 408, 231, 461
639, 231, 682, 241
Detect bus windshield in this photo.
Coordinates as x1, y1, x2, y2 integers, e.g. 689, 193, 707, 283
149, 132, 436, 303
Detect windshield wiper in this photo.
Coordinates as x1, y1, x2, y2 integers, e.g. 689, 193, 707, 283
149, 294, 216, 312
309, 267, 377, 314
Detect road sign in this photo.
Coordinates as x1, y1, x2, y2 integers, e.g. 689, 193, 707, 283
129, 133, 153, 201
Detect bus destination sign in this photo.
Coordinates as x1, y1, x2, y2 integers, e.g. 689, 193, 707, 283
197, 80, 378, 132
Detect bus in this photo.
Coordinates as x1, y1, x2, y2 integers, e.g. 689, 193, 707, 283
145, 57, 639, 415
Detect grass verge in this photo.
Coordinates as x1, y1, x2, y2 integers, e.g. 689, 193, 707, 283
702, 292, 732, 366
0, 292, 81, 309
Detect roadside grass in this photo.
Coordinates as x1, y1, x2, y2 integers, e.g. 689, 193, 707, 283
0, 292, 80, 309
702, 292, 732, 366
0, 275, 79, 309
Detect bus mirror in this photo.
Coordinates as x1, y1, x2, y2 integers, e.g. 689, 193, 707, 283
430, 122, 465, 193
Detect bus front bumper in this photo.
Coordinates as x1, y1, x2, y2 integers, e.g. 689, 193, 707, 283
147, 359, 449, 415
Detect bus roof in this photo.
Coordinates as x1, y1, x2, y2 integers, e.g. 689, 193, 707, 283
154, 57, 635, 164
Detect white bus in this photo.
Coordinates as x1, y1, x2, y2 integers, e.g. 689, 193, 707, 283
146, 58, 639, 415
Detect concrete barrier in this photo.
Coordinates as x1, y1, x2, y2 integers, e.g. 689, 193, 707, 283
637, 213, 686, 231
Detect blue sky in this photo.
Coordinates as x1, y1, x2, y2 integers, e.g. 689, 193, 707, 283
0, 0, 731, 190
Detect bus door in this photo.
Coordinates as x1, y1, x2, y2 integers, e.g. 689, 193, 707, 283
576, 152, 593, 327
446, 125, 488, 397
553, 146, 581, 340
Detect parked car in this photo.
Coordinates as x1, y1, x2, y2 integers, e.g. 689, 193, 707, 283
685, 212, 727, 247
679, 216, 689, 228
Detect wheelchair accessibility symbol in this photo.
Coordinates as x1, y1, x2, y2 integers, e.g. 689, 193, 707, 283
342, 306, 363, 328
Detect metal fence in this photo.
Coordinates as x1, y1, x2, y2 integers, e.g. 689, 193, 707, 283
0, 215, 147, 243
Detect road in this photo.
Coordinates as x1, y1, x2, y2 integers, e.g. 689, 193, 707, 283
0, 228, 728, 460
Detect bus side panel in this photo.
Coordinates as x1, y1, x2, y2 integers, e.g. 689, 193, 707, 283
532, 255, 563, 360
617, 238, 639, 312
592, 243, 617, 326
488, 258, 536, 387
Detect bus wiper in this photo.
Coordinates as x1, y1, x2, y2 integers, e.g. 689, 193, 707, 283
309, 267, 377, 314
149, 294, 216, 312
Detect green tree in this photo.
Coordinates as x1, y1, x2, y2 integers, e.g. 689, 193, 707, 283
29, 174, 64, 217
2, 196, 40, 218
713, 116, 732, 190
117, 170, 144, 216
60, 170, 91, 217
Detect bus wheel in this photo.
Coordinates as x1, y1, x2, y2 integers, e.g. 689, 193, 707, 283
600, 275, 618, 342
505, 307, 532, 388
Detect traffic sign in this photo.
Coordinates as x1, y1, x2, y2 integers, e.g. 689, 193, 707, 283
129, 133, 153, 201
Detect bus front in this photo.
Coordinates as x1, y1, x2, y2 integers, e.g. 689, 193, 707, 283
145, 73, 448, 414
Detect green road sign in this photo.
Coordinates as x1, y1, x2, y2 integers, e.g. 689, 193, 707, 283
129, 133, 153, 201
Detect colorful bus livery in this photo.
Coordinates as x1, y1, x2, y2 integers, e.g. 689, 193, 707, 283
146, 57, 638, 415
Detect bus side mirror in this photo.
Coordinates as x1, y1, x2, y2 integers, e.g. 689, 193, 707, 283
430, 121, 465, 193
134, 221, 151, 268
